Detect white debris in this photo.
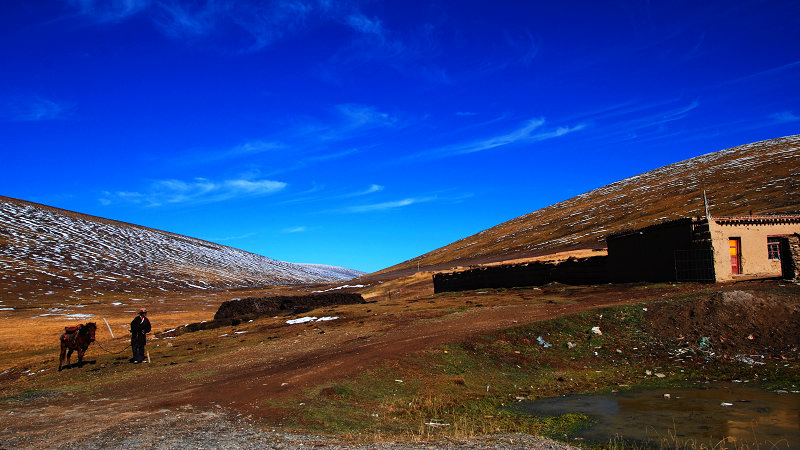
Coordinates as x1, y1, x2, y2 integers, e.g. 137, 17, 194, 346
286, 316, 340, 324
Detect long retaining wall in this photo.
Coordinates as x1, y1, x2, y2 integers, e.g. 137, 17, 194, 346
432, 256, 608, 293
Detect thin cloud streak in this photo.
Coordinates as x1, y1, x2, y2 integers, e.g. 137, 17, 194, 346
721, 60, 800, 87
210, 232, 258, 242
275, 183, 384, 207
68, 0, 150, 23
344, 197, 434, 213
346, 12, 386, 38
100, 176, 287, 207
402, 118, 586, 162
335, 103, 398, 131
3, 96, 70, 121
571, 100, 700, 146
68, 0, 344, 51
770, 111, 800, 124
346, 184, 384, 197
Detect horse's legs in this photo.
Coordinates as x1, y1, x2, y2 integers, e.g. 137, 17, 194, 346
77, 348, 85, 366
58, 343, 66, 371
66, 348, 74, 367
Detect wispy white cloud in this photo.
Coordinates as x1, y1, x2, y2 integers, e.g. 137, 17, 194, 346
461, 118, 546, 154
770, 111, 800, 123
406, 117, 586, 161
327, 11, 449, 84
282, 226, 308, 233
2, 96, 71, 121
344, 196, 434, 213
68, 0, 150, 22
352, 184, 384, 196
503, 30, 540, 66
211, 232, 258, 242
100, 176, 287, 207
305, 148, 360, 163
722, 60, 800, 87
335, 103, 398, 130
346, 12, 386, 38
153, 1, 217, 38
570, 99, 700, 146
67, 0, 343, 51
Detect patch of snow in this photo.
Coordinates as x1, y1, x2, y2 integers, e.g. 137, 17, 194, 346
286, 316, 339, 324
312, 284, 366, 293
286, 317, 317, 325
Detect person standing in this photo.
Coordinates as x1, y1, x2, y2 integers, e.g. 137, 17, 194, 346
130, 308, 151, 363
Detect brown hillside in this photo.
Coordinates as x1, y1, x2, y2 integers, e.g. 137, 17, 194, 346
374, 135, 800, 277
0, 196, 363, 303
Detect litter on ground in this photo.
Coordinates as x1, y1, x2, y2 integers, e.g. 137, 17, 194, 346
536, 336, 552, 347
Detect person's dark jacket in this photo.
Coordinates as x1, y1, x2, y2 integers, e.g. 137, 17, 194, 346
130, 316, 151, 344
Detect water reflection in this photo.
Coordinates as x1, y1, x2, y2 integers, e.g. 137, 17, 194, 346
516, 383, 799, 447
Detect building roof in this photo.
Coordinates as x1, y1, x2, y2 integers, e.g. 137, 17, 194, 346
712, 215, 800, 225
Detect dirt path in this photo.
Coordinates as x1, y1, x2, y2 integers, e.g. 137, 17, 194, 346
118, 284, 681, 420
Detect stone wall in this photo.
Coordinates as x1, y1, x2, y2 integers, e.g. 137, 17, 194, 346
214, 292, 365, 320
782, 234, 800, 280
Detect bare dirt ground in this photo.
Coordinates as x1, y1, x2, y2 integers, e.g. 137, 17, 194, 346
1, 277, 795, 448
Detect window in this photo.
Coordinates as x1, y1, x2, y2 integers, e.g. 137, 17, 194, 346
767, 237, 781, 260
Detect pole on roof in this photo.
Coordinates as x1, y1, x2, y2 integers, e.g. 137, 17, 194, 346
703, 190, 712, 220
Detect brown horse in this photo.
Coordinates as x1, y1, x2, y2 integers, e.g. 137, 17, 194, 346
58, 322, 97, 371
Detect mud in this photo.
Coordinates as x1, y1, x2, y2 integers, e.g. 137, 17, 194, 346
644, 289, 800, 356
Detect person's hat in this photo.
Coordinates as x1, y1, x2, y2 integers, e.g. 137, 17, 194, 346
139, 308, 147, 314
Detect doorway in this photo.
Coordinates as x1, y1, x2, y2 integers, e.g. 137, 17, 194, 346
729, 237, 742, 275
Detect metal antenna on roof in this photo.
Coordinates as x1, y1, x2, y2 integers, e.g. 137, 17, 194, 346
703, 190, 712, 220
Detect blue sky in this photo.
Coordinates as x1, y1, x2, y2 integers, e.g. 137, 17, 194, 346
2, 1, 799, 273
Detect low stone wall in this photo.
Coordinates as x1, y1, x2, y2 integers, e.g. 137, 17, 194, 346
214, 292, 365, 320
433, 256, 608, 293
783, 234, 800, 280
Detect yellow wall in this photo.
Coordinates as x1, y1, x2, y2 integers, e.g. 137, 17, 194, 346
709, 220, 800, 281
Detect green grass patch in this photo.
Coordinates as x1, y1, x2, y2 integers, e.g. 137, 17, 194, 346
274, 294, 800, 443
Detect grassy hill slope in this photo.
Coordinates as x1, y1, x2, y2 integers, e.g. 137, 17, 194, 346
375, 135, 800, 277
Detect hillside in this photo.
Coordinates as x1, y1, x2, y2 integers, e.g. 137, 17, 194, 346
376, 135, 800, 277
0, 196, 363, 302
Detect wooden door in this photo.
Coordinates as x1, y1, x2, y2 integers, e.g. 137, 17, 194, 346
729, 238, 742, 275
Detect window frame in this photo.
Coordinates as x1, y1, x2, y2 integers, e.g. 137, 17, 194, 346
767, 236, 782, 260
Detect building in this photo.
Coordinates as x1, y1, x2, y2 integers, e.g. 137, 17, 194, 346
607, 215, 800, 283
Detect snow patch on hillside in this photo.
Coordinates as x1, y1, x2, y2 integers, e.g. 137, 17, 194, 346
0, 199, 362, 300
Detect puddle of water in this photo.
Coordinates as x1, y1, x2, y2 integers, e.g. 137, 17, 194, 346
516, 383, 800, 447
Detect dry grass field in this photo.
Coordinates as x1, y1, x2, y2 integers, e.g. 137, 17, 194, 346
2, 273, 797, 447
